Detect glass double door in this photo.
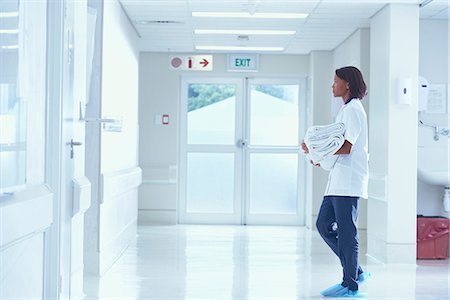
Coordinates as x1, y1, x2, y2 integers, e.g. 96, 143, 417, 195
179, 77, 306, 225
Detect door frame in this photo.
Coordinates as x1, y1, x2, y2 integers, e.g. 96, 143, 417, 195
45, 0, 65, 298
178, 75, 307, 226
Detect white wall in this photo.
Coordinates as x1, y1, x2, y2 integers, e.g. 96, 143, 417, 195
332, 28, 371, 232
138, 53, 309, 224
306, 51, 333, 229
417, 20, 449, 217
84, 0, 141, 276
368, 4, 419, 264
100, 6, 139, 174
333, 28, 371, 114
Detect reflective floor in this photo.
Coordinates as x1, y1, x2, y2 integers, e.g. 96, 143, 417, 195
84, 225, 450, 300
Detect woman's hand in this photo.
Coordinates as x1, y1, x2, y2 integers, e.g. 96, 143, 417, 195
310, 160, 321, 167
301, 141, 319, 166
301, 141, 309, 154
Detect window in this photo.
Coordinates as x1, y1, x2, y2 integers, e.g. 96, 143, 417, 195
0, 0, 47, 192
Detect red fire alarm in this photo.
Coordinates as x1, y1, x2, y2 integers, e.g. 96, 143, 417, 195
162, 114, 169, 125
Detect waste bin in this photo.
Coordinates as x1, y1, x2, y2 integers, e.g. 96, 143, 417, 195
417, 215, 449, 259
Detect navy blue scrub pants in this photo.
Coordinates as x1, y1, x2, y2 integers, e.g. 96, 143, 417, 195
316, 195, 363, 291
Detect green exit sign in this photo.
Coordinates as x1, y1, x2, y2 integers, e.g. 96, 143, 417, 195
227, 54, 259, 72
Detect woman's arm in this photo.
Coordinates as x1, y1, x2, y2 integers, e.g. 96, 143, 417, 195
335, 140, 353, 155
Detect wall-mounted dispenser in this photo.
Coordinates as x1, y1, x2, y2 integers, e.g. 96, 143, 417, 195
418, 76, 429, 111
397, 78, 412, 105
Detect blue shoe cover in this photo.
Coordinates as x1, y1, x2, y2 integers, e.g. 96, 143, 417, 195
357, 272, 371, 284
320, 284, 346, 297
340, 290, 365, 298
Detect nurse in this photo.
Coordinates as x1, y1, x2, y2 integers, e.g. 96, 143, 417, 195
301, 66, 370, 297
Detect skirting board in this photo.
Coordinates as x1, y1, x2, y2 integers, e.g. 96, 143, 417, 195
85, 219, 137, 276
367, 233, 416, 264
98, 219, 137, 276
138, 210, 177, 225
70, 265, 84, 300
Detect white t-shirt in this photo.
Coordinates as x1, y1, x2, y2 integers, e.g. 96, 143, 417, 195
324, 99, 369, 198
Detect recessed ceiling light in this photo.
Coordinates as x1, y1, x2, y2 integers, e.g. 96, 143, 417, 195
192, 12, 308, 19
194, 29, 296, 35
195, 46, 284, 52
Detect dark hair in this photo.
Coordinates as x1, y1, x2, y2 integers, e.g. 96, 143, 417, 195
335, 66, 367, 99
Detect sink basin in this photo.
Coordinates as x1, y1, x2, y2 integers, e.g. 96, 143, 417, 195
418, 170, 450, 186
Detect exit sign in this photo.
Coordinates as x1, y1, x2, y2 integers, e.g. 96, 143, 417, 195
227, 54, 259, 72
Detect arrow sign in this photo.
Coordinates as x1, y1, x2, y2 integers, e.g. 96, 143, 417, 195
169, 55, 213, 71
199, 58, 209, 68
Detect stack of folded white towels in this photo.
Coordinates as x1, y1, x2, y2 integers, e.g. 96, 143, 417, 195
303, 122, 345, 171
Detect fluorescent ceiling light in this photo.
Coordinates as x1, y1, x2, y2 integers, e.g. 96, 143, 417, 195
0, 12, 19, 18
195, 46, 284, 52
0, 29, 19, 34
192, 12, 308, 19
1, 45, 19, 50
194, 29, 296, 35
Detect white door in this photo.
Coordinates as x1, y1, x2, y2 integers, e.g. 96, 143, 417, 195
179, 77, 306, 225
59, 1, 90, 298
244, 78, 305, 225
179, 77, 244, 224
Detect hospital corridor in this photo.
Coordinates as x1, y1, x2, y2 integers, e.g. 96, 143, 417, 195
0, 0, 449, 299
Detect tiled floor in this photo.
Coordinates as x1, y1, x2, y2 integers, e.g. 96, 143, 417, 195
84, 225, 450, 300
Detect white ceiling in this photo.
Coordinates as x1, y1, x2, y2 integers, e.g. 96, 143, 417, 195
120, 0, 450, 54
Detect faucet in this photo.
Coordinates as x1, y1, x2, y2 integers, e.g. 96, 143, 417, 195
434, 126, 440, 141
419, 120, 449, 141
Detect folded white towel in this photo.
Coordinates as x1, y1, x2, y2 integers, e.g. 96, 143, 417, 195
304, 123, 345, 171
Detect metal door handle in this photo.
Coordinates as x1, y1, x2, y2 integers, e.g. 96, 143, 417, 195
69, 139, 83, 159
70, 139, 83, 146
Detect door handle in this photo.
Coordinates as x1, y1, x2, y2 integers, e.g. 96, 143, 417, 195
236, 139, 247, 148
70, 139, 83, 147
69, 139, 83, 159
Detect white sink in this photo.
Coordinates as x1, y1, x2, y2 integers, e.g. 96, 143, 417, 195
418, 170, 450, 187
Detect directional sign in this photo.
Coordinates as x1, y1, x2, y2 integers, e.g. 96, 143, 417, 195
169, 55, 213, 71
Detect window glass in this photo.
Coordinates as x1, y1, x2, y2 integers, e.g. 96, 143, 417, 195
187, 84, 236, 145
0, 0, 47, 192
249, 84, 299, 146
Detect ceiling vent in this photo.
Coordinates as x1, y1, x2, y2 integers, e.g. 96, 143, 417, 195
237, 35, 250, 41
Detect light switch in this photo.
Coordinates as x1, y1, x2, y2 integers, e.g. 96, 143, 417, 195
162, 114, 169, 125
397, 78, 412, 105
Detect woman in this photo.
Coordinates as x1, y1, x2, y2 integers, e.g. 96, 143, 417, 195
301, 66, 370, 298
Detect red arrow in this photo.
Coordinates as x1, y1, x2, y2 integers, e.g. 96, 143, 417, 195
199, 58, 209, 68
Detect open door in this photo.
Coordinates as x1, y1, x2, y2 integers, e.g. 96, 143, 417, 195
59, 0, 90, 298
